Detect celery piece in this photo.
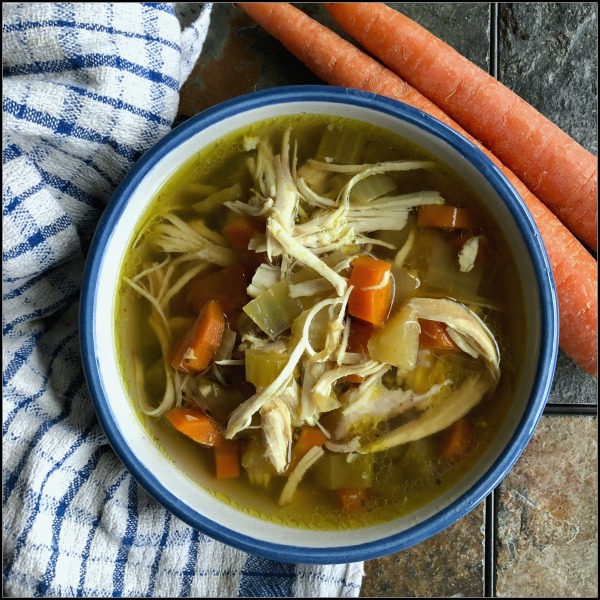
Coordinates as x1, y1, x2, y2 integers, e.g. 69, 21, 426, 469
368, 303, 420, 371
245, 348, 290, 389
297, 162, 332, 195
315, 126, 365, 165
289, 250, 350, 283
289, 305, 330, 352
391, 266, 421, 309
199, 381, 245, 423
397, 438, 437, 483
241, 436, 276, 487
243, 254, 348, 340
350, 174, 398, 204
312, 452, 374, 490
243, 279, 307, 339
422, 231, 484, 301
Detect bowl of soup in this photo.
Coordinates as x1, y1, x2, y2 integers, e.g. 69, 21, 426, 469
80, 85, 558, 563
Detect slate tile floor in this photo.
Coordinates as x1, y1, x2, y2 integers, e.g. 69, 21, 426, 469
178, 3, 598, 596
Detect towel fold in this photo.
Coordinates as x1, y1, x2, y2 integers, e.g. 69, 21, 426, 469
2, 3, 364, 596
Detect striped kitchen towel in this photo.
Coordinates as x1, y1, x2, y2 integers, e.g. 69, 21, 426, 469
2, 2, 364, 597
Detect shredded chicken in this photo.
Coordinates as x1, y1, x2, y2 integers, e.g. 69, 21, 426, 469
362, 373, 493, 453
406, 297, 500, 380
279, 446, 325, 505
260, 397, 292, 474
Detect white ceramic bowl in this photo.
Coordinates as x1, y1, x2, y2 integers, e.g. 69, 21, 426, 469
80, 86, 558, 563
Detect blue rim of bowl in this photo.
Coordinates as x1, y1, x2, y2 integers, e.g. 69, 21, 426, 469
80, 85, 559, 564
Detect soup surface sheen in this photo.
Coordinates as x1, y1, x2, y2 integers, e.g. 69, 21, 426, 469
116, 114, 525, 530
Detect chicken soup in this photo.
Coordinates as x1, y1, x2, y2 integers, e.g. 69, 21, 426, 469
115, 114, 525, 530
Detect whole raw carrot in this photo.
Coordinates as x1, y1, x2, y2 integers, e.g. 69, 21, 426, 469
323, 2, 598, 252
236, 2, 597, 376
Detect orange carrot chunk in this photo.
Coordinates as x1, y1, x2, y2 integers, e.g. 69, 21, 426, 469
236, 2, 597, 376
164, 407, 223, 447
324, 2, 597, 251
417, 205, 476, 230
347, 256, 393, 326
286, 427, 328, 474
438, 417, 472, 462
170, 299, 225, 373
214, 439, 241, 479
419, 319, 459, 351
336, 488, 369, 512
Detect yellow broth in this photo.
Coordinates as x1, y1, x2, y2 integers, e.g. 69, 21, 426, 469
115, 114, 525, 530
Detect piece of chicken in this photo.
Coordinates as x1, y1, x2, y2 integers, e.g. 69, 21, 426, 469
260, 396, 292, 474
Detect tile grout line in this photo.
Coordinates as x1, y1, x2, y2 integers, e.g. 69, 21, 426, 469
489, 2, 499, 80
544, 403, 598, 416
484, 492, 496, 597
485, 3, 499, 597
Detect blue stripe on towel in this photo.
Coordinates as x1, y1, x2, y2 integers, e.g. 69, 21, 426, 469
2, 180, 46, 215
3, 380, 94, 582
35, 444, 110, 596
238, 556, 296, 598
180, 527, 201, 596
3, 97, 140, 162
2, 371, 87, 504
2, 327, 79, 437
112, 477, 140, 596
2, 19, 181, 53
147, 511, 172, 596
3, 54, 180, 91
2, 214, 73, 264
75, 470, 129, 596
3, 288, 79, 336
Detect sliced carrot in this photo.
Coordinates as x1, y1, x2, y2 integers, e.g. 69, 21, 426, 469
417, 205, 476, 230
419, 319, 459, 351
286, 427, 328, 474
438, 417, 472, 462
170, 299, 225, 373
184, 262, 248, 318
324, 2, 597, 251
336, 488, 369, 512
164, 406, 223, 447
236, 2, 597, 376
214, 439, 241, 479
347, 256, 393, 326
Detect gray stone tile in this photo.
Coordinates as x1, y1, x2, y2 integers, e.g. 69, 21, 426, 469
495, 415, 598, 597
360, 504, 486, 598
